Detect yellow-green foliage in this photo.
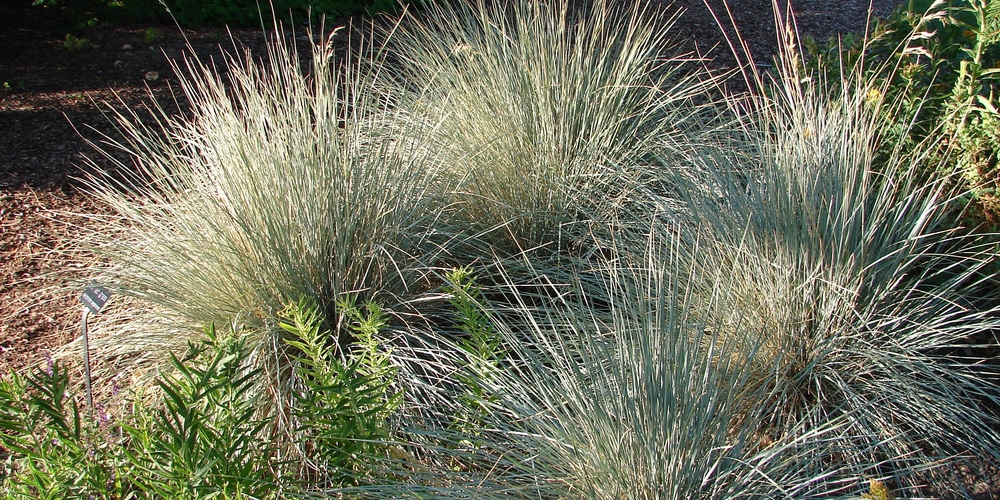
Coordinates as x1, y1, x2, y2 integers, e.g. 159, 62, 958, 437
861, 479, 894, 500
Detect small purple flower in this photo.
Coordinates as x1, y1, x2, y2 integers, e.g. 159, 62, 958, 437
106, 469, 116, 491
94, 402, 112, 427
44, 350, 54, 377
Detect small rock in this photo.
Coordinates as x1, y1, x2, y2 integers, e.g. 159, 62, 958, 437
122, 43, 133, 50
144, 71, 159, 81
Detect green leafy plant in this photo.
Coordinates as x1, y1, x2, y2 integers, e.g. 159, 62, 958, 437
142, 27, 160, 45
2, 299, 417, 497
442, 266, 503, 440
444, 267, 500, 362
804, 0, 1000, 223
62, 33, 89, 52
0, 360, 127, 499
279, 295, 402, 487
0, 328, 280, 499
123, 327, 278, 498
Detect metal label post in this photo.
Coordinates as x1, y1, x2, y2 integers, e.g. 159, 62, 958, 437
80, 285, 111, 415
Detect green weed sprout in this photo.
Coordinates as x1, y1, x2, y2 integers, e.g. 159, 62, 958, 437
0, 327, 278, 498
279, 295, 402, 486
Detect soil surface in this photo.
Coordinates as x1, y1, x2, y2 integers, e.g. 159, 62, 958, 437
5, 0, 999, 497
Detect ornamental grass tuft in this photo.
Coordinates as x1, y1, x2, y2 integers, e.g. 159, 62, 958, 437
663, 11, 1000, 493
71, 24, 442, 423
389, 0, 715, 251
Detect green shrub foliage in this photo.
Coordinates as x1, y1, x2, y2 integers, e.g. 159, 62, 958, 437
0, 298, 401, 497
280, 295, 402, 486
805, 0, 1000, 224
0, 331, 278, 499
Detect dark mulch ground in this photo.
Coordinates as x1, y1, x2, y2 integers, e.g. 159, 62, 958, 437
1, 1, 279, 374
6, 0, 999, 497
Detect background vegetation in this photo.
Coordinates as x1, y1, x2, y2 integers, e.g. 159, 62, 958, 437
806, 0, 1000, 225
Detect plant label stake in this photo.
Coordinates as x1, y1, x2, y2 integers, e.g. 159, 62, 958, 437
80, 285, 110, 414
